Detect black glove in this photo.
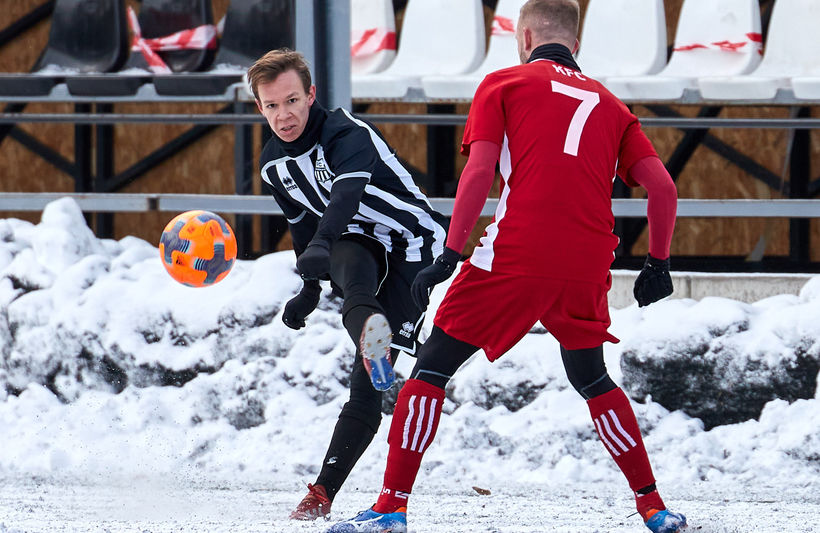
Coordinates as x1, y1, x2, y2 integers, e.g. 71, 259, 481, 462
296, 240, 331, 281
411, 247, 461, 311
282, 279, 321, 329
633, 254, 673, 307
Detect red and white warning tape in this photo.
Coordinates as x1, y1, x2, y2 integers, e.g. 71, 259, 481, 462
673, 32, 763, 55
351, 28, 397, 57
127, 6, 218, 74
491, 15, 515, 36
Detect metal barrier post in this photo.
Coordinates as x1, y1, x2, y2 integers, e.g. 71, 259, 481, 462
234, 100, 255, 258
790, 107, 812, 266
426, 104, 456, 197
95, 103, 115, 238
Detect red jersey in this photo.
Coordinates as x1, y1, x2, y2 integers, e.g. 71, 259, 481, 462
462, 59, 657, 283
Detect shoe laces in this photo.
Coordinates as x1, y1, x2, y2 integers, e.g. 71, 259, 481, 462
297, 483, 330, 509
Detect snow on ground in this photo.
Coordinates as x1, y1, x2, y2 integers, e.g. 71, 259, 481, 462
1, 474, 818, 533
0, 199, 818, 533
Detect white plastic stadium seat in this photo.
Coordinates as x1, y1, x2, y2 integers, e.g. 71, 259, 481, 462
700, 0, 820, 101
351, 0, 397, 75
421, 0, 527, 100
792, 77, 820, 101
575, 0, 666, 83
605, 0, 762, 101
352, 0, 485, 99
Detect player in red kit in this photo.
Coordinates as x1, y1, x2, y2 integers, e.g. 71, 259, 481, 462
327, 0, 686, 532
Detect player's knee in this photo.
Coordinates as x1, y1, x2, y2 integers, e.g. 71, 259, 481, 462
409, 326, 476, 388
410, 342, 452, 389
341, 294, 381, 319
410, 365, 451, 389
561, 345, 618, 400
569, 371, 617, 399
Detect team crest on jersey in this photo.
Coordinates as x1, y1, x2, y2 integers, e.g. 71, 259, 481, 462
314, 147, 335, 183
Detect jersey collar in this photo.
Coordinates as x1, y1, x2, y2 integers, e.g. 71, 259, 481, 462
527, 43, 581, 72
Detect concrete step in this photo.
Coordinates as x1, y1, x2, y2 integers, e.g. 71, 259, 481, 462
610, 270, 815, 309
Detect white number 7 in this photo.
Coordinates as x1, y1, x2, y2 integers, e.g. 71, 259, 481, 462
550, 81, 600, 156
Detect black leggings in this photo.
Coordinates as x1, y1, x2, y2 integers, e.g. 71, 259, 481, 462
316, 238, 395, 499
410, 327, 617, 399
328, 237, 391, 430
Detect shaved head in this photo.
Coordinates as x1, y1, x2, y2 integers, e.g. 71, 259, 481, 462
516, 0, 579, 62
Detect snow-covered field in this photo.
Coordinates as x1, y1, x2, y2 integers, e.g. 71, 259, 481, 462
1, 199, 818, 533
1, 474, 818, 532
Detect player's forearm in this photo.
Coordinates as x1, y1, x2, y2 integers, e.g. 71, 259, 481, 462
312, 177, 368, 247
290, 217, 318, 257
628, 156, 677, 259
446, 140, 500, 254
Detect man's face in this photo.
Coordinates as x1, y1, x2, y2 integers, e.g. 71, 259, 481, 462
256, 69, 316, 142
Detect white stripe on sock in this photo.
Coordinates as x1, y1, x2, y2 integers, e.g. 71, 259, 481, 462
417, 398, 438, 452
600, 413, 629, 452
594, 417, 620, 456
607, 409, 638, 448
410, 396, 428, 451
402, 395, 416, 449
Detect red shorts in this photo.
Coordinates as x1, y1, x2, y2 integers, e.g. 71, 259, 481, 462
434, 261, 618, 361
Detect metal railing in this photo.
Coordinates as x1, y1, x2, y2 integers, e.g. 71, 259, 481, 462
1, 112, 820, 129
2, 193, 819, 218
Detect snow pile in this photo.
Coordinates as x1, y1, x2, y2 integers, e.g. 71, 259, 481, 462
0, 198, 818, 496
621, 292, 820, 428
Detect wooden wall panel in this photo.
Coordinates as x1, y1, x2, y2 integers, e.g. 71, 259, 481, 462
1, 1, 818, 261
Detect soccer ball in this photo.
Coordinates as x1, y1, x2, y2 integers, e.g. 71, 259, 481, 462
159, 210, 237, 287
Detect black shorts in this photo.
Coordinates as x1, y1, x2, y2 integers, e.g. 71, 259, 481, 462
333, 233, 429, 355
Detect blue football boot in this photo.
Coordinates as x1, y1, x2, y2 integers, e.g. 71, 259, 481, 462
359, 313, 395, 391
325, 506, 407, 533
645, 509, 688, 533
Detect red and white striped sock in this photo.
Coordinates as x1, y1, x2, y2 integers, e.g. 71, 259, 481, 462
587, 388, 659, 494
635, 488, 666, 521
373, 379, 445, 513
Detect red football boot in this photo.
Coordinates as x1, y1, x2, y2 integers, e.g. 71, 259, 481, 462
289, 483, 331, 521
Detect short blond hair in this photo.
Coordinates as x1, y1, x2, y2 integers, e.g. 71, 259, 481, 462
246, 48, 312, 101
519, 0, 579, 46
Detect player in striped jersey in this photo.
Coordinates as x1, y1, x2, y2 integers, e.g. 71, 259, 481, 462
247, 49, 447, 521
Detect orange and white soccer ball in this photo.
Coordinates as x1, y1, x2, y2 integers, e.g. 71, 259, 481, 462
159, 210, 237, 287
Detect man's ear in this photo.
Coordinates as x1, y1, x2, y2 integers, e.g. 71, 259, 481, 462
523, 27, 533, 55
307, 85, 316, 105
255, 99, 263, 113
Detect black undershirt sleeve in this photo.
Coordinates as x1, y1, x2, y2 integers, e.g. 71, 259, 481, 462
311, 177, 368, 248
290, 219, 319, 258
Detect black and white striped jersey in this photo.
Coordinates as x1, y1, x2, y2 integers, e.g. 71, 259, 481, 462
260, 106, 447, 263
